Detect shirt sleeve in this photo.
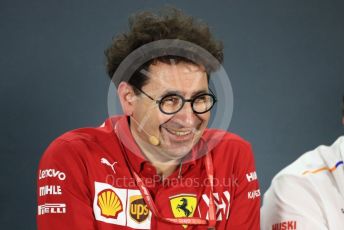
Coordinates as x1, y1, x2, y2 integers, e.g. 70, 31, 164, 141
37, 138, 96, 230
226, 143, 260, 230
261, 174, 328, 230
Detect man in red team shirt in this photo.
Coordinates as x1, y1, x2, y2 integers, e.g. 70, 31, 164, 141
37, 7, 260, 229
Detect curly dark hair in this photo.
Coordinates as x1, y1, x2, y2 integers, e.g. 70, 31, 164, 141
105, 7, 224, 92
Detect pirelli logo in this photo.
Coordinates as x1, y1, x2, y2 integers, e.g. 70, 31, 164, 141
38, 203, 66, 215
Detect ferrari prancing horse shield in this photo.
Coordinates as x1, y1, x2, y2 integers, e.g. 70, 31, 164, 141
169, 194, 197, 229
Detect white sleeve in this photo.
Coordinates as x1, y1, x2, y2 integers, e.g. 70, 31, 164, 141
261, 175, 328, 230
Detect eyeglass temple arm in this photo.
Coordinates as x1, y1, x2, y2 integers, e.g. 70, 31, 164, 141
131, 85, 156, 102
208, 88, 217, 101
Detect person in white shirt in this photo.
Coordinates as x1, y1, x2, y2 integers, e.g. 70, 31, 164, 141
261, 97, 344, 230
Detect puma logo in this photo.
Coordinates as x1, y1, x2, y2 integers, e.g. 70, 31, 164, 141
101, 158, 118, 174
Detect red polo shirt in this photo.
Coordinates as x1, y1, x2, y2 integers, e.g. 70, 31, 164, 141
37, 115, 260, 229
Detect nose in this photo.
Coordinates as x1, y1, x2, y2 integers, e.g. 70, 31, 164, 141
175, 102, 198, 126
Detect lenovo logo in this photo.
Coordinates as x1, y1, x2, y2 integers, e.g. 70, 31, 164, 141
39, 169, 66, 181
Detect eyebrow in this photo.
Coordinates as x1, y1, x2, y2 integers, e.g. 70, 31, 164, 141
160, 89, 209, 98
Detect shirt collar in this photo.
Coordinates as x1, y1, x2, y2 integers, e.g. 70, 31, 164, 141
112, 115, 147, 174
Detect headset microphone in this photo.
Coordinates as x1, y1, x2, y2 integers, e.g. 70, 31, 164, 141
130, 116, 160, 146
148, 135, 160, 146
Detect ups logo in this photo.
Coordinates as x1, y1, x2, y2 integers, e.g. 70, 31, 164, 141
129, 195, 149, 223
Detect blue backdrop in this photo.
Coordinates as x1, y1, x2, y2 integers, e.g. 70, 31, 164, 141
1, 0, 343, 228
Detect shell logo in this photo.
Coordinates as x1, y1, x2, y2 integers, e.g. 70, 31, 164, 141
97, 189, 123, 218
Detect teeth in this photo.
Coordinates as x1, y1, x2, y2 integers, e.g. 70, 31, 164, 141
167, 129, 192, 136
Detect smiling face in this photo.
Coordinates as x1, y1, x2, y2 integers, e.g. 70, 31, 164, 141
128, 61, 211, 161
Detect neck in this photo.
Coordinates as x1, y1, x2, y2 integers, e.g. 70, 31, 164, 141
153, 161, 180, 180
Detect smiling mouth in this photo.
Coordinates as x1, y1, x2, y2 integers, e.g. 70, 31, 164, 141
160, 126, 197, 143
165, 128, 193, 136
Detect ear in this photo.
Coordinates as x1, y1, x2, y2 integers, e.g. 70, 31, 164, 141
117, 82, 136, 116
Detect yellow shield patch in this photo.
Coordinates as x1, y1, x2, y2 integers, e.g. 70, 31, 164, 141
169, 194, 197, 229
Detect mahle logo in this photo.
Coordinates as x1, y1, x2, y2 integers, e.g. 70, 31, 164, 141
129, 195, 149, 223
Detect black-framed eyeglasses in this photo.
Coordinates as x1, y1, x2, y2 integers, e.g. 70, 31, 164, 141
135, 87, 217, 115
